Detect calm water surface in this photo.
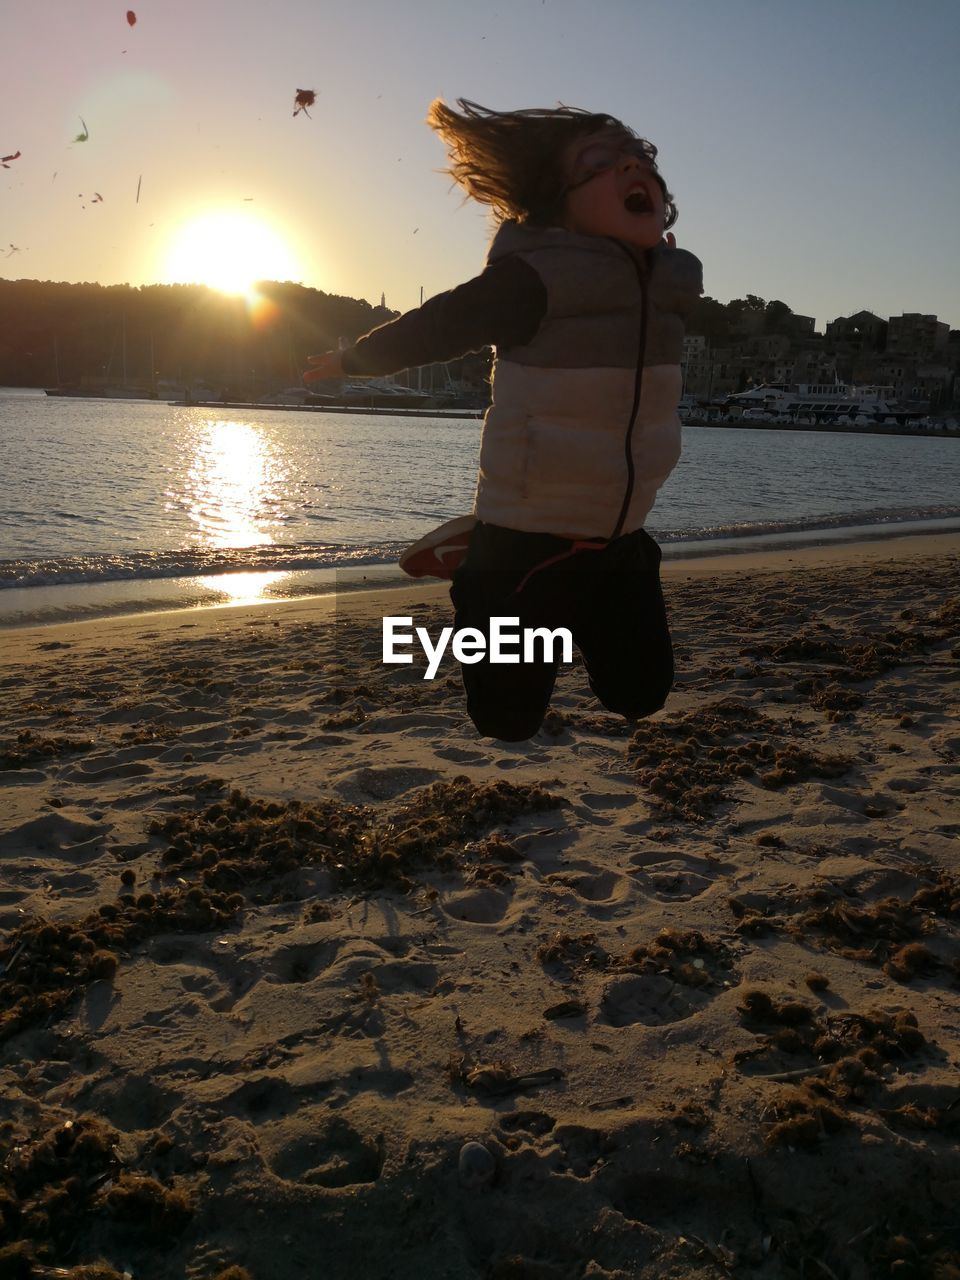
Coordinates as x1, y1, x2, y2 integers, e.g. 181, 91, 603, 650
2, 387, 958, 626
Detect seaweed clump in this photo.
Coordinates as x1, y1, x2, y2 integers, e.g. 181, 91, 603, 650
616, 927, 736, 989
0, 887, 242, 1045
0, 729, 95, 770
628, 699, 779, 820
536, 931, 610, 978
757, 743, 854, 788
739, 625, 931, 682
786, 882, 955, 981
734, 993, 947, 1149
727, 873, 959, 984
151, 777, 565, 893
0, 1113, 193, 1274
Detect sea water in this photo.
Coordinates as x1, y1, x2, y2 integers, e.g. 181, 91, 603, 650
2, 387, 959, 627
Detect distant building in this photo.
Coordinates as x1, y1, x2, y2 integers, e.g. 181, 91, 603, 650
887, 312, 949, 357
824, 310, 887, 351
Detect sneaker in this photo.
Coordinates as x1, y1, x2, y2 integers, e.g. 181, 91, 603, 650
399, 515, 477, 580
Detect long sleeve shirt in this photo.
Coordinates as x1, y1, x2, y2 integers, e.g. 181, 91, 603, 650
340, 257, 548, 376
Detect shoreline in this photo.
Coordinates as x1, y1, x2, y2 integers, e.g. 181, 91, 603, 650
11, 387, 959, 436
2, 527, 957, 658
3, 521, 960, 635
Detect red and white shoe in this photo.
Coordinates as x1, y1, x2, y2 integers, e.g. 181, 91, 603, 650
399, 515, 477, 580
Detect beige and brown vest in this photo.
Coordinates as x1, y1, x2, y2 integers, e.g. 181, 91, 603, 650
474, 221, 703, 539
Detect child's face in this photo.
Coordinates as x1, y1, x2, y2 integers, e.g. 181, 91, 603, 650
559, 129, 666, 249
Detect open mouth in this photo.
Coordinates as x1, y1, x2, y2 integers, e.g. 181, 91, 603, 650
624, 188, 653, 214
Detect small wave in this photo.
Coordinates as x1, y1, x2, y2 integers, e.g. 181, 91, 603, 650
0, 541, 407, 590
2, 505, 959, 592
651, 504, 960, 543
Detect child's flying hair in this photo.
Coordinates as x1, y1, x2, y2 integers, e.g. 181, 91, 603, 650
426, 97, 678, 231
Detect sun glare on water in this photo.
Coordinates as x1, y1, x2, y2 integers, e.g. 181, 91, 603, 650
163, 211, 300, 296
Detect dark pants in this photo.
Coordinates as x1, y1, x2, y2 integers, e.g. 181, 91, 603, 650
448, 521, 674, 742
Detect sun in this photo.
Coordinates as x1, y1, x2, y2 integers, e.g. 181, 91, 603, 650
162, 210, 300, 296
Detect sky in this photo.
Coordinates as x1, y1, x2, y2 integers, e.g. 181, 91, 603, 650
2, 0, 959, 333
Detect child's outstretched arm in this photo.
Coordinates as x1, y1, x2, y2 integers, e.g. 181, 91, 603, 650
303, 257, 546, 385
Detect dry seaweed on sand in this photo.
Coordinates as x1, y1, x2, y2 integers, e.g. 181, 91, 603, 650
615, 927, 737, 989
726, 873, 960, 982
735, 993, 945, 1144
0, 778, 566, 1044
756, 742, 854, 789
0, 1111, 195, 1276
739, 622, 933, 681
627, 697, 854, 819
536, 930, 609, 977
628, 698, 778, 819
0, 729, 95, 769
150, 776, 566, 893
0, 888, 243, 1044
788, 884, 955, 980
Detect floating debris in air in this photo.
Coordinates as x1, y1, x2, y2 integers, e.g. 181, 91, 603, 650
293, 89, 316, 118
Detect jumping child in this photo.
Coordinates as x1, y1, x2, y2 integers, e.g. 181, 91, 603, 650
304, 99, 703, 742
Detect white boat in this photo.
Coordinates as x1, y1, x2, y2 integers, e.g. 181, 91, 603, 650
336, 379, 447, 410
725, 381, 904, 421
258, 386, 337, 405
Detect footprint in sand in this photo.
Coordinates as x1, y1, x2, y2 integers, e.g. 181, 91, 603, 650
76, 1073, 180, 1132
627, 851, 718, 901
179, 970, 239, 1012
41, 867, 98, 895
145, 939, 260, 1012
579, 791, 638, 811
332, 764, 439, 803
266, 1112, 385, 1188
0, 813, 109, 859
217, 1075, 301, 1123
544, 867, 634, 913
600, 971, 715, 1027
59, 757, 155, 783
433, 746, 489, 764
0, 769, 48, 786
358, 711, 460, 734
441, 885, 511, 924
602, 1161, 704, 1225
263, 940, 342, 984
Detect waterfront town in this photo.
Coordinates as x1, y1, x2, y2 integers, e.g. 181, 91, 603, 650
1, 276, 957, 428
677, 299, 958, 425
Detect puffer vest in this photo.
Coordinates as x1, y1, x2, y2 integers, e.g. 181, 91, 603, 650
474, 221, 702, 539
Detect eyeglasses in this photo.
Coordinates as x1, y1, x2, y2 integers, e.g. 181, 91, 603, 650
562, 137, 659, 196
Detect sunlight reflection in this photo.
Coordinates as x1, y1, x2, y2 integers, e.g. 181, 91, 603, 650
184, 419, 291, 606
195, 570, 290, 605
186, 418, 280, 548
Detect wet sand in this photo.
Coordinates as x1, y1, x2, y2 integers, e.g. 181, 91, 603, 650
1, 531, 958, 1279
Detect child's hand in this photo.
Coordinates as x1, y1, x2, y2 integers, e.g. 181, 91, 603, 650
303, 350, 345, 385
663, 232, 677, 249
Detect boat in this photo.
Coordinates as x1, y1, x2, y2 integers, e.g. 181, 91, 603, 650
258, 386, 338, 406
723, 381, 910, 424
334, 379, 448, 410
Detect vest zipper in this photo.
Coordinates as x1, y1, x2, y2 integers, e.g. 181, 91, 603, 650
607, 242, 649, 542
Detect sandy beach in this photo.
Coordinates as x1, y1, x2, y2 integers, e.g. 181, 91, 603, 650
1, 531, 959, 1280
